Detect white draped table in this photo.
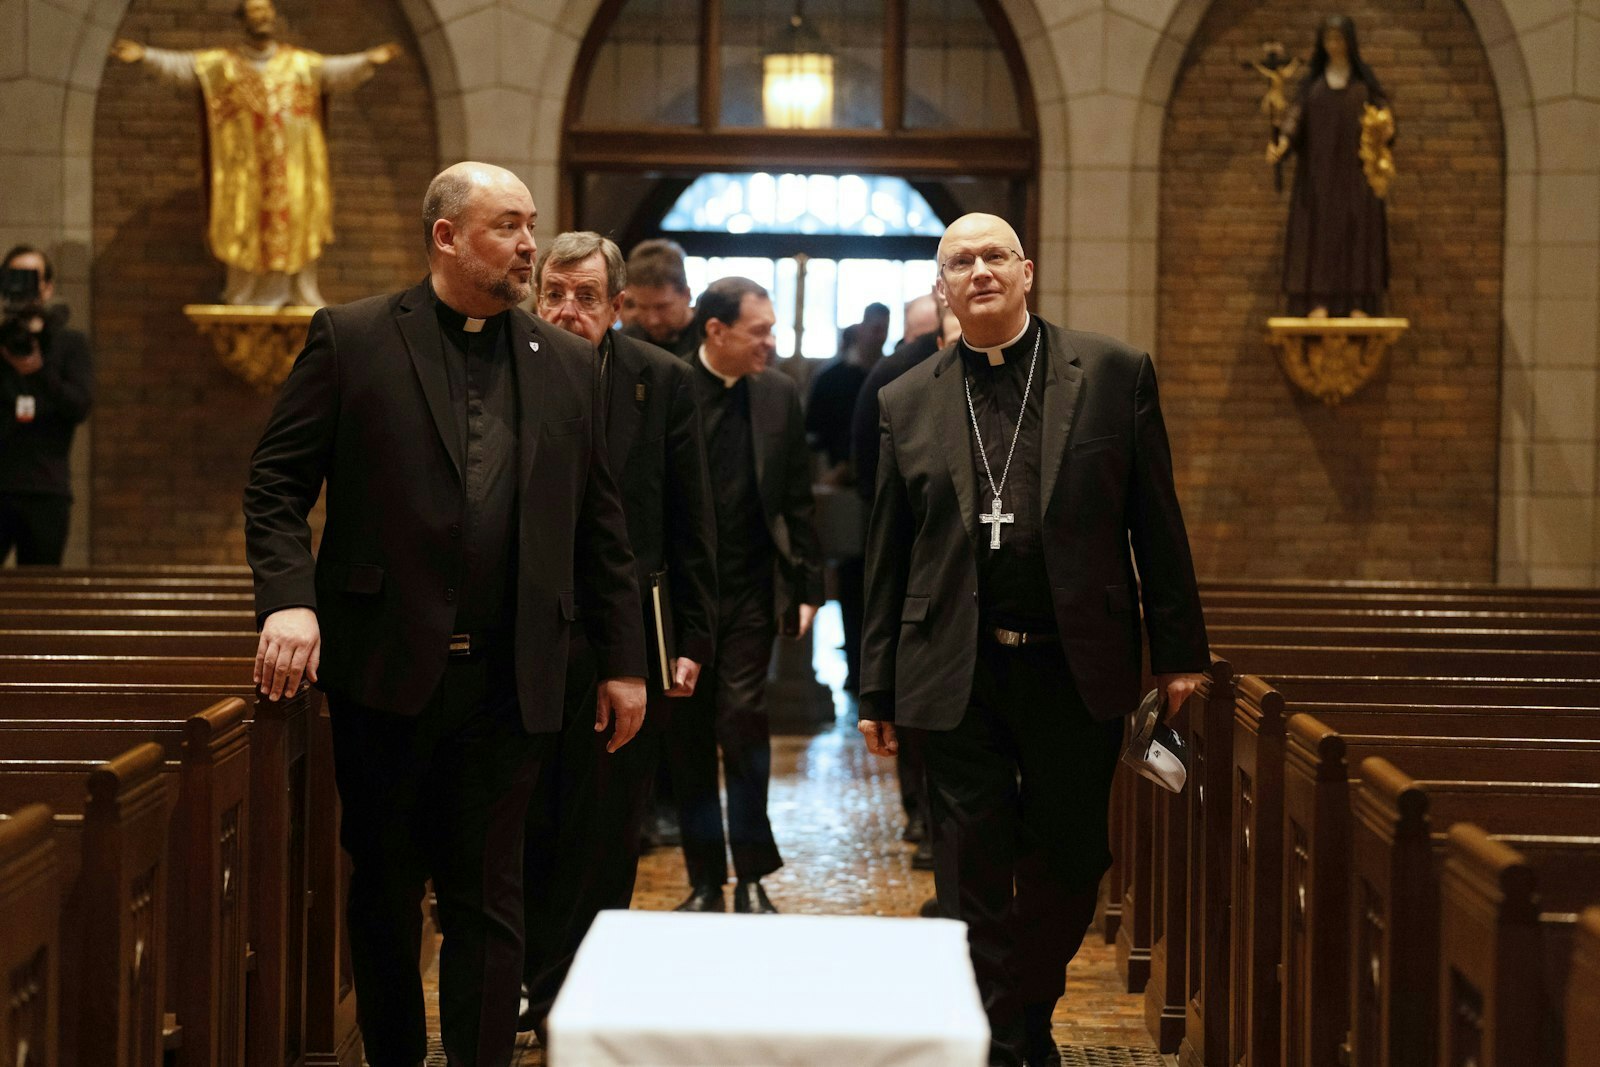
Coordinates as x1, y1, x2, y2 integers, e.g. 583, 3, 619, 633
547, 910, 990, 1066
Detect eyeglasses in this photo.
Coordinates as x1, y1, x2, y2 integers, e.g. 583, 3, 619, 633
940, 248, 1023, 277
539, 289, 607, 311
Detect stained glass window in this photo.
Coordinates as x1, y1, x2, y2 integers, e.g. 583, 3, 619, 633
661, 173, 944, 237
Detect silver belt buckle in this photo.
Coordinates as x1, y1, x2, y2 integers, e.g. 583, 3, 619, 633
449, 633, 472, 656
994, 627, 1024, 647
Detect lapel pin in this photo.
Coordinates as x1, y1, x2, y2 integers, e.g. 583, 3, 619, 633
529, 341, 540, 352
635, 383, 647, 404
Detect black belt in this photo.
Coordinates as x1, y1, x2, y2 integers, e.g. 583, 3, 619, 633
989, 625, 1056, 648
448, 631, 502, 658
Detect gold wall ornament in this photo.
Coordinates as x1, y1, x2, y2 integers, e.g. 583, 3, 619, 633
184, 304, 316, 394
1360, 104, 1396, 199
1266, 316, 1409, 405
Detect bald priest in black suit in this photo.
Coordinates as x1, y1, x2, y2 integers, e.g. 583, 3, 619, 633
858, 213, 1208, 1067
244, 163, 646, 1067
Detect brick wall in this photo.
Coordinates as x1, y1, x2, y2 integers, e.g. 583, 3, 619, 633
91, 0, 436, 563
1159, 0, 1503, 580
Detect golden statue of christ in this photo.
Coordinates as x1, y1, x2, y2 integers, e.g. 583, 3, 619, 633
112, 0, 400, 308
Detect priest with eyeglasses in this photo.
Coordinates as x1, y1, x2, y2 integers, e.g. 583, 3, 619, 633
857, 213, 1209, 1067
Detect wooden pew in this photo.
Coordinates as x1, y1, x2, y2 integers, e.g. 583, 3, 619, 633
1220, 673, 1600, 1067
0, 660, 350, 1067
1210, 624, 1600, 651
1436, 823, 1600, 1067
1200, 586, 1600, 610
0, 744, 173, 1067
0, 804, 60, 1067
1143, 659, 1235, 1055
1351, 761, 1600, 1067
1567, 907, 1600, 1067
1177, 658, 1236, 1067
0, 698, 250, 1067
1164, 583, 1600, 1066
0, 629, 260, 656
1125, 640, 1600, 1012
0, 608, 256, 630
1281, 721, 1600, 1067
1205, 604, 1600, 631
1160, 634, 1600, 1059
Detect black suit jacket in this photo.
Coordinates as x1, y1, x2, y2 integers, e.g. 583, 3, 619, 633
695, 355, 826, 616
603, 331, 718, 679
244, 280, 646, 732
860, 320, 1208, 727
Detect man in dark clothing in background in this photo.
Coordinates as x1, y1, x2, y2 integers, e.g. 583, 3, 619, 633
803, 302, 888, 693
850, 291, 943, 846
620, 238, 699, 360
0, 245, 94, 565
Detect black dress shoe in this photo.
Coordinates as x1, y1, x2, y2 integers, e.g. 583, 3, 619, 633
1022, 1001, 1061, 1067
918, 896, 940, 918
674, 884, 726, 912
902, 812, 927, 843
732, 880, 778, 913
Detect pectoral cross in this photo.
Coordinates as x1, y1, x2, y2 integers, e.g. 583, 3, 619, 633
980, 496, 1014, 549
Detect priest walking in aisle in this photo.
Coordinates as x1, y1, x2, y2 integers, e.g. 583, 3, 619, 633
857, 213, 1208, 1067
670, 276, 825, 914
245, 162, 647, 1067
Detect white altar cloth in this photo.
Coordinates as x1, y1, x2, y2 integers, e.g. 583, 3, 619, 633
547, 910, 989, 1066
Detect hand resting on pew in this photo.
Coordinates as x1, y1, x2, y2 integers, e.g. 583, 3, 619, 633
255, 606, 320, 701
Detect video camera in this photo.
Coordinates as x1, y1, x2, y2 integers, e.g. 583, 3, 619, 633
1, 266, 44, 359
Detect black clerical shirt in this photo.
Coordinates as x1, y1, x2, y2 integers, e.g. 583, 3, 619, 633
433, 291, 518, 634
960, 316, 1053, 632
691, 354, 774, 596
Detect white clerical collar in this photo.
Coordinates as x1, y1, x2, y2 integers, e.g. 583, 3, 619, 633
964, 316, 1033, 367
463, 317, 486, 333
697, 345, 739, 389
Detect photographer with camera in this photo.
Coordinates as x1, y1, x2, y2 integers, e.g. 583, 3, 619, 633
0, 245, 94, 565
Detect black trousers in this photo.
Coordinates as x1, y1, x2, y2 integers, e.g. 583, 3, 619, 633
521, 637, 666, 1021
836, 554, 864, 690
668, 581, 782, 886
914, 639, 1122, 1067
0, 492, 70, 565
326, 643, 548, 1067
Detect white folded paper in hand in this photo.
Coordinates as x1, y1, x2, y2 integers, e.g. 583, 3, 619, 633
1121, 687, 1189, 793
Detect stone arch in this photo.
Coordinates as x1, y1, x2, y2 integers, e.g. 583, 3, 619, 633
528, 0, 1067, 285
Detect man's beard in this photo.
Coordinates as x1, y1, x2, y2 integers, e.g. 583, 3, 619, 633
461, 250, 531, 309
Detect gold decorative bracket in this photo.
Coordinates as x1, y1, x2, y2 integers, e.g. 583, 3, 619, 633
1266, 316, 1409, 405
184, 305, 317, 395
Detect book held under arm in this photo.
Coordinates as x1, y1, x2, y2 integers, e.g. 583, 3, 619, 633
646, 568, 678, 693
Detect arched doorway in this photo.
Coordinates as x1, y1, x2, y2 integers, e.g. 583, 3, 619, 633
560, 0, 1040, 356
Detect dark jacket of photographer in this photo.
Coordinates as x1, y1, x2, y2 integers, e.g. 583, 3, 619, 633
0, 307, 94, 497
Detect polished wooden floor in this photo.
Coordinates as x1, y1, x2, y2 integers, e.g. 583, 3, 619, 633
417, 607, 1168, 1065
